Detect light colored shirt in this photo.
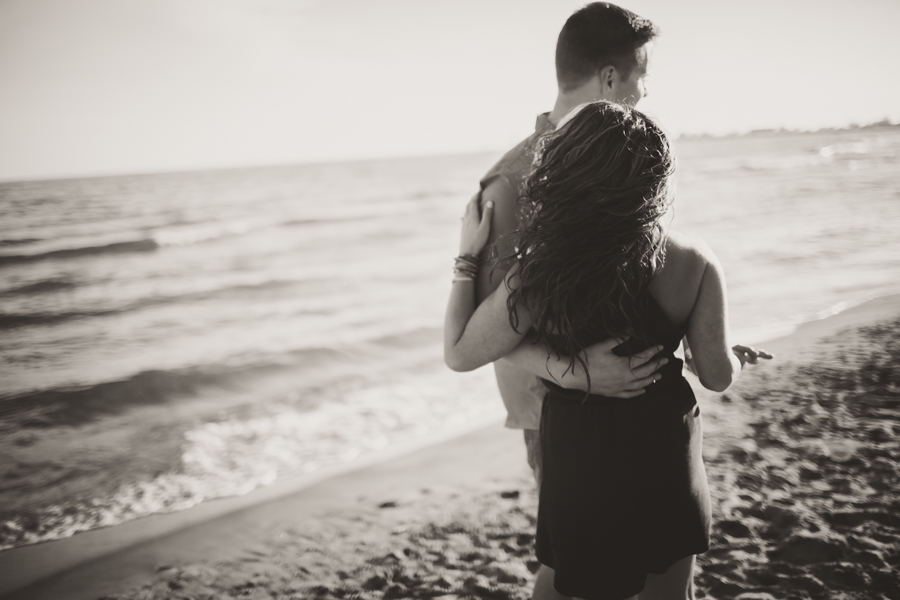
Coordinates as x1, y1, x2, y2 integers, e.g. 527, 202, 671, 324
478, 113, 554, 430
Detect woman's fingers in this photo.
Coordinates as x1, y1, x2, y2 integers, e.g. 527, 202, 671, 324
463, 194, 492, 224
464, 193, 479, 219
733, 344, 774, 366
737, 347, 757, 365
473, 200, 493, 249
739, 346, 758, 365
480, 200, 493, 227
459, 194, 493, 255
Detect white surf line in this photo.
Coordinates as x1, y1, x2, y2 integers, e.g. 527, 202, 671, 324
732, 290, 900, 346
0, 410, 505, 598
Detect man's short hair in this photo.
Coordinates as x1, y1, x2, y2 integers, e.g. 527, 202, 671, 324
556, 3, 659, 91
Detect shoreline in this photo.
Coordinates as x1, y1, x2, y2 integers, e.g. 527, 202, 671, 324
0, 412, 506, 599
1, 423, 529, 600
743, 292, 900, 355
3, 292, 900, 600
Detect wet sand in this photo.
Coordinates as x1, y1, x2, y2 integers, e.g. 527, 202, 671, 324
3, 294, 900, 600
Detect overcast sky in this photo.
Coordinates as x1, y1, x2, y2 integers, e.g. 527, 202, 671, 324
1, 0, 898, 181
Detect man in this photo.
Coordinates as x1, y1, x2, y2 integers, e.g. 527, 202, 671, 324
472, 4, 662, 598
477, 1, 660, 482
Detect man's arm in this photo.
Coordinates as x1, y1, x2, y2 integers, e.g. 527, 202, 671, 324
501, 337, 667, 398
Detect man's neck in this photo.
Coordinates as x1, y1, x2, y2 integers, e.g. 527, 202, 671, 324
548, 84, 606, 123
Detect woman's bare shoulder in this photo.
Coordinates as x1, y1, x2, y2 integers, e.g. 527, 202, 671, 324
649, 231, 716, 324
663, 230, 716, 276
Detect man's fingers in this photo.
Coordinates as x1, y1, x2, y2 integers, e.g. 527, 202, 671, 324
630, 357, 667, 379
611, 389, 646, 399
628, 371, 663, 391
632, 344, 664, 362
629, 345, 665, 368
587, 337, 621, 353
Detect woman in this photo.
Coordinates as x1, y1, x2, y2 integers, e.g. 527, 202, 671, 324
444, 101, 769, 600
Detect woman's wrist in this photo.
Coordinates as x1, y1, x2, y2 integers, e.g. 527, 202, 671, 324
453, 254, 479, 282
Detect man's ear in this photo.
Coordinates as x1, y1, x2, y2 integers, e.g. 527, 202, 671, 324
598, 65, 617, 95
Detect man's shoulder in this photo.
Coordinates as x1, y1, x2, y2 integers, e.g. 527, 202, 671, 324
480, 114, 551, 191
480, 133, 539, 187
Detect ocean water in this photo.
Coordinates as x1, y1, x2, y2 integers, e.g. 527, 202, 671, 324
2, 126, 899, 550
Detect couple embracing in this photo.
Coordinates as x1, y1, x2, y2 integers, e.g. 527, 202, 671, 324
443, 4, 770, 600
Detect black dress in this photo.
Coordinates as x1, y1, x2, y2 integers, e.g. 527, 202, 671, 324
535, 298, 711, 600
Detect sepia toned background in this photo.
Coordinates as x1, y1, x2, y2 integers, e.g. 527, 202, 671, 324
1, 1, 900, 599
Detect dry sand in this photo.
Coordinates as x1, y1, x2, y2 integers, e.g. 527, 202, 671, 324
2, 294, 900, 600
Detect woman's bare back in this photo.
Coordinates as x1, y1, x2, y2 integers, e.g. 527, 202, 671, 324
648, 230, 708, 328
649, 229, 741, 392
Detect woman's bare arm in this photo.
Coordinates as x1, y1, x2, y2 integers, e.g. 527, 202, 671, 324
444, 195, 533, 372
684, 242, 743, 392
444, 268, 531, 371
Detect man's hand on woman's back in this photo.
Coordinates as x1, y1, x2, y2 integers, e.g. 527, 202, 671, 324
501, 337, 667, 398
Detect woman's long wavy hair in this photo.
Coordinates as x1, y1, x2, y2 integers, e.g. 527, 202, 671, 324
501, 101, 675, 384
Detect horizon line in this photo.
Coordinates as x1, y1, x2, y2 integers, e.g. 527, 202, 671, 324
2, 118, 897, 186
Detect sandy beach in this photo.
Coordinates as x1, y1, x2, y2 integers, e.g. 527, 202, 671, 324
2, 293, 900, 600
2, 2, 899, 600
